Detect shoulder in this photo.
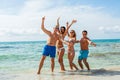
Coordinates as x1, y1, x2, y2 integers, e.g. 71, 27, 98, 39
56, 34, 60, 39
80, 38, 83, 41
48, 31, 52, 35
85, 37, 90, 41
80, 38, 84, 40
80, 38, 83, 40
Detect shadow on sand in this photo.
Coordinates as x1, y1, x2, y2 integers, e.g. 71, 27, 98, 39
38, 68, 120, 80
58, 68, 120, 76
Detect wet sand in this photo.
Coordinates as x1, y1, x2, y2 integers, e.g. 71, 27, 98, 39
5, 66, 120, 80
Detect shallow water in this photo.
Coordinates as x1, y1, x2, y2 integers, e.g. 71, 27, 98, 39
0, 39, 120, 74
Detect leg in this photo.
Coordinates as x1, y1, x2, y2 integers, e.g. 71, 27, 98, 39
49, 46, 56, 72
57, 51, 59, 56
78, 59, 84, 70
70, 52, 78, 70
68, 53, 73, 70
51, 58, 55, 72
72, 63, 79, 70
83, 58, 90, 70
58, 49, 65, 71
68, 52, 78, 70
37, 56, 46, 74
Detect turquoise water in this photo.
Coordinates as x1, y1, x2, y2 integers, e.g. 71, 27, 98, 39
0, 39, 120, 74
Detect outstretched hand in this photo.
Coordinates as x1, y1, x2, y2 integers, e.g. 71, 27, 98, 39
57, 17, 60, 21
91, 42, 96, 47
93, 43, 96, 47
72, 19, 77, 23
66, 22, 69, 26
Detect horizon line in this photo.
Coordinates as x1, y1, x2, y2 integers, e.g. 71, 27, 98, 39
0, 38, 120, 43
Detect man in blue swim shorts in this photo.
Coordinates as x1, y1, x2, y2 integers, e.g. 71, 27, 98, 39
42, 45, 56, 58
76, 30, 96, 71
79, 50, 89, 60
37, 16, 59, 74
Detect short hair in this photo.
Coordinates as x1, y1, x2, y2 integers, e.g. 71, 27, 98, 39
60, 26, 66, 31
82, 30, 88, 34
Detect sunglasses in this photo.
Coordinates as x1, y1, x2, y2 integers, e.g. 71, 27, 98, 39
70, 31, 74, 33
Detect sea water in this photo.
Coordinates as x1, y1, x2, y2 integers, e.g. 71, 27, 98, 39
0, 39, 120, 75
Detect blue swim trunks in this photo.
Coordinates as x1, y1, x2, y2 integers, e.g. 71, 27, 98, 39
42, 45, 56, 58
78, 50, 89, 60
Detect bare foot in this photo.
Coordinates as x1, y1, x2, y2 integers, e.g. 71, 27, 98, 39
61, 69, 66, 71
87, 67, 90, 71
88, 69, 91, 71
37, 71, 40, 74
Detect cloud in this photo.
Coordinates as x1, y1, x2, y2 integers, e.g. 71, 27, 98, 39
0, 0, 120, 41
0, 28, 41, 36
19, 0, 53, 15
99, 25, 120, 33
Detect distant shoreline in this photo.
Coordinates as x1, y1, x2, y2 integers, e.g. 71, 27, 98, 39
0, 38, 120, 43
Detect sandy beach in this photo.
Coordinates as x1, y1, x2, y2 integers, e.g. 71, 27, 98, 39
2, 66, 119, 80
0, 0, 120, 79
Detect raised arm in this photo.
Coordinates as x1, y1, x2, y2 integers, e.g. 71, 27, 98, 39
55, 17, 60, 29
41, 16, 51, 36
64, 19, 77, 36
55, 17, 60, 35
58, 35, 69, 45
67, 19, 77, 29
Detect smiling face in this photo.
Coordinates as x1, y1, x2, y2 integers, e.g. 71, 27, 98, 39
69, 30, 76, 38
60, 26, 66, 34
82, 30, 87, 38
53, 27, 59, 33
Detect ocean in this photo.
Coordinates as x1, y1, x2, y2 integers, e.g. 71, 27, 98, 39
0, 39, 120, 75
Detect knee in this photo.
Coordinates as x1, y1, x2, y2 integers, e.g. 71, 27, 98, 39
83, 59, 87, 63
51, 58, 55, 63
71, 62, 74, 66
69, 62, 72, 66
78, 60, 81, 63
41, 56, 45, 61
69, 61, 72, 64
51, 61, 55, 65
58, 58, 62, 63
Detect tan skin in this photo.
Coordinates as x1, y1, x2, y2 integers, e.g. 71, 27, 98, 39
56, 18, 77, 71
76, 31, 96, 70
37, 16, 59, 74
61, 30, 79, 70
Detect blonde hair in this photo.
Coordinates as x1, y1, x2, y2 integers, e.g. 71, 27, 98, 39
68, 30, 76, 40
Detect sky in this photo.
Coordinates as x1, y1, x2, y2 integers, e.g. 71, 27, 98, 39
0, 0, 120, 41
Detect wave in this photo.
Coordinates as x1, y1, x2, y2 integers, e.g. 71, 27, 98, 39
0, 46, 20, 50
107, 52, 120, 55
0, 54, 39, 61
89, 53, 106, 57
0, 46, 14, 48
0, 55, 27, 61
89, 52, 120, 57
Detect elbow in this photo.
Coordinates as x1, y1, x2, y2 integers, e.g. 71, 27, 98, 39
41, 27, 43, 29
41, 25, 44, 29
41, 27, 43, 30
41, 27, 45, 31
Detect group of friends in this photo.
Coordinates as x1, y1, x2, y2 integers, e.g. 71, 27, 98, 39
37, 16, 96, 74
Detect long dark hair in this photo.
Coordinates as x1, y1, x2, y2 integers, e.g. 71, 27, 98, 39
60, 26, 66, 34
